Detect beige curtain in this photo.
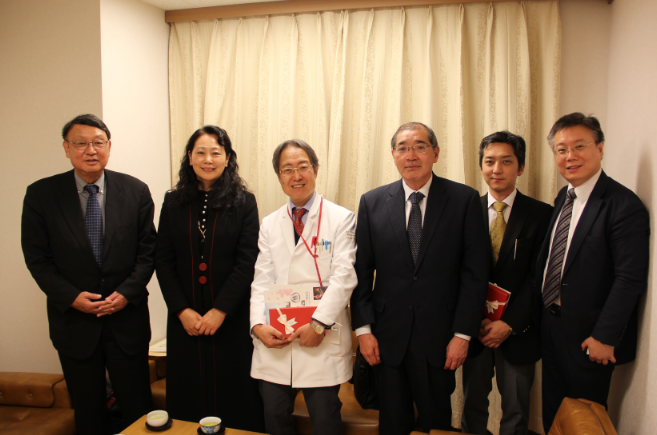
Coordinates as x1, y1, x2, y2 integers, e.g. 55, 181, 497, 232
169, 2, 560, 433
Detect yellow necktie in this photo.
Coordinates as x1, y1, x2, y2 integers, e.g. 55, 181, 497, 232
490, 201, 507, 265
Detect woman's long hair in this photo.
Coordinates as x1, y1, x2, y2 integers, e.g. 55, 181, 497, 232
173, 125, 248, 210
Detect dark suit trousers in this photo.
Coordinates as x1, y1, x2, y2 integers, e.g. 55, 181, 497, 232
541, 307, 614, 434
59, 322, 153, 435
462, 346, 535, 435
377, 317, 456, 434
259, 381, 342, 435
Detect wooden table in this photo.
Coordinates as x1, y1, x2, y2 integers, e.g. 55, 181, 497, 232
122, 415, 267, 435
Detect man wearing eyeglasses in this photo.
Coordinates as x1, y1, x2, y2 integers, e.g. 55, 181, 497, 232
351, 122, 489, 433
537, 113, 649, 433
249, 139, 357, 435
21, 114, 156, 434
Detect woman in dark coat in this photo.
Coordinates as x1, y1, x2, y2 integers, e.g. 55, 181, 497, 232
155, 126, 265, 431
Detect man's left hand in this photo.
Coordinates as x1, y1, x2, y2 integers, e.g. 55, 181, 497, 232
479, 320, 511, 348
582, 336, 616, 365
287, 324, 324, 347
97, 292, 128, 317
444, 336, 469, 370
196, 308, 227, 335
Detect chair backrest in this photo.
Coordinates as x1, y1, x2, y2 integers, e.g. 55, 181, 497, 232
549, 398, 618, 435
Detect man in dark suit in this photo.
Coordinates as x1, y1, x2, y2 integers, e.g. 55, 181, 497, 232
461, 131, 552, 435
537, 113, 649, 433
350, 122, 489, 434
21, 114, 156, 435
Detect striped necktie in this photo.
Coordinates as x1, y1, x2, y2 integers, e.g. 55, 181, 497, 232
542, 188, 577, 307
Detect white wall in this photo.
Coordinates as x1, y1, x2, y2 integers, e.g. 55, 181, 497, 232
604, 0, 657, 433
559, 0, 657, 432
0, 0, 103, 373
100, 0, 171, 345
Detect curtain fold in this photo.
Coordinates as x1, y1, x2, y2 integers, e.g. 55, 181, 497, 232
169, 3, 560, 432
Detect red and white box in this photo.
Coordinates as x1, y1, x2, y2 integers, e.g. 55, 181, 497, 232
484, 283, 511, 322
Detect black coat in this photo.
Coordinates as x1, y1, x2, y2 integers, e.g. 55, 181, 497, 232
21, 169, 155, 359
469, 191, 553, 365
155, 190, 265, 431
536, 170, 650, 367
351, 174, 490, 367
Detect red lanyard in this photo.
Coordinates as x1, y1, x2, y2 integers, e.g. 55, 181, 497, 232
287, 197, 324, 287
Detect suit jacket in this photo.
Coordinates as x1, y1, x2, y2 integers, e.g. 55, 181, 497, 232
470, 190, 552, 365
250, 195, 357, 388
351, 174, 490, 367
536, 170, 649, 367
22, 169, 156, 359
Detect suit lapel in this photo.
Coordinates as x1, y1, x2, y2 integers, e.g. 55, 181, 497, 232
563, 173, 608, 276
102, 171, 124, 262
386, 181, 414, 270
57, 171, 95, 259
415, 175, 448, 272
496, 191, 529, 269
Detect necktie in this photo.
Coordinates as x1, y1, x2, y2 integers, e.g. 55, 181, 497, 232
542, 188, 577, 307
408, 192, 425, 264
490, 201, 507, 265
292, 207, 307, 239
84, 184, 103, 267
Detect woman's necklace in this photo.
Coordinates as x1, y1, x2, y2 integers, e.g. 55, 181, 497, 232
197, 220, 206, 240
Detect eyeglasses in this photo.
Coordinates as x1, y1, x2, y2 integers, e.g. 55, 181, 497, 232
279, 164, 313, 176
393, 145, 431, 155
67, 140, 109, 150
555, 142, 594, 157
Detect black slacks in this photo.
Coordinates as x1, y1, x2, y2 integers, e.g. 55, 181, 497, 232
59, 323, 153, 435
541, 307, 614, 434
259, 380, 342, 435
377, 316, 456, 435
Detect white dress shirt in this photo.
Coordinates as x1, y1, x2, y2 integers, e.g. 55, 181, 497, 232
355, 177, 470, 341
487, 188, 517, 227
542, 169, 602, 305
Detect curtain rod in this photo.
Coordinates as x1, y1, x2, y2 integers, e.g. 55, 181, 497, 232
165, 0, 551, 23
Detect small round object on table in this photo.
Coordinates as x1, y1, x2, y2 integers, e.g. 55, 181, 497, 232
145, 418, 173, 432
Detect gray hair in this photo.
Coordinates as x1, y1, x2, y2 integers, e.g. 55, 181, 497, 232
271, 139, 319, 174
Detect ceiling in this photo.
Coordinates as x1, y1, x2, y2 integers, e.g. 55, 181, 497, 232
141, 0, 278, 11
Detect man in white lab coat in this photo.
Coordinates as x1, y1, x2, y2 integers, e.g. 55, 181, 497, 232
250, 139, 358, 435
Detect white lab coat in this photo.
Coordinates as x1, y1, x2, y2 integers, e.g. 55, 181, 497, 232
250, 194, 357, 388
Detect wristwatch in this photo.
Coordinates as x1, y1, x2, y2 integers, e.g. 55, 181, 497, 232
310, 320, 326, 335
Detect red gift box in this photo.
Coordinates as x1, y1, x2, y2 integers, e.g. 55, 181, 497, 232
269, 306, 316, 336
484, 283, 511, 322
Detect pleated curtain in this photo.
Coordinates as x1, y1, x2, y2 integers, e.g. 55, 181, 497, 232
169, 2, 560, 433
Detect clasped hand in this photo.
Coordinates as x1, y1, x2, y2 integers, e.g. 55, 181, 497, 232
179, 308, 226, 336
253, 324, 324, 349
478, 318, 511, 348
71, 291, 128, 317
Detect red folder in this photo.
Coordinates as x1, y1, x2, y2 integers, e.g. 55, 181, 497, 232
484, 283, 511, 322
269, 306, 316, 336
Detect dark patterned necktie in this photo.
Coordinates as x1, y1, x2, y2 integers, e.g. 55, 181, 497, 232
542, 188, 577, 307
408, 192, 425, 264
292, 207, 307, 237
85, 184, 103, 267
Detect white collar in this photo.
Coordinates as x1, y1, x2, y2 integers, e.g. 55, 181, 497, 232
402, 176, 432, 201
487, 188, 517, 209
